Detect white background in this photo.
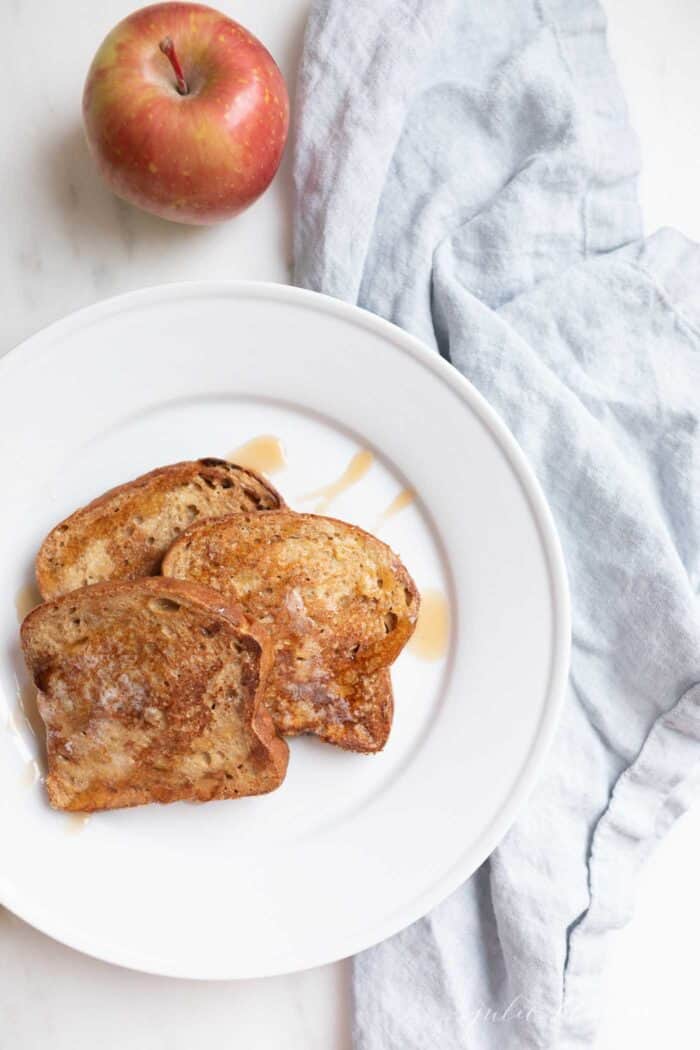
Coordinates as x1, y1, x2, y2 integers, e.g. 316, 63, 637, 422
1, 1, 699, 1046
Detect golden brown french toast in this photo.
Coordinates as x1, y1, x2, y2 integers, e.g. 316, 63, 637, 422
36, 459, 284, 600
20, 577, 288, 811
275, 667, 395, 752
162, 512, 419, 752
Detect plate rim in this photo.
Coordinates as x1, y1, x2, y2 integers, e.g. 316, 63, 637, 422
0, 280, 571, 979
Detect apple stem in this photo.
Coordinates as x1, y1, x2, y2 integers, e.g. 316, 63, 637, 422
159, 36, 188, 95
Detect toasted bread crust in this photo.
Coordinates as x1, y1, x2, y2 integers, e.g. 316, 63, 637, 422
162, 512, 419, 752
36, 459, 284, 601
21, 577, 288, 811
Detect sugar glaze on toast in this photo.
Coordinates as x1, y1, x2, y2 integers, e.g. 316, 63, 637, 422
20, 577, 289, 811
163, 512, 420, 752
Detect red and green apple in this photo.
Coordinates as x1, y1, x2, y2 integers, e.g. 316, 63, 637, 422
83, 2, 289, 224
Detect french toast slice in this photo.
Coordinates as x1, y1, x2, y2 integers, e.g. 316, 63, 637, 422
276, 667, 395, 752
36, 459, 284, 600
162, 512, 419, 752
20, 578, 288, 811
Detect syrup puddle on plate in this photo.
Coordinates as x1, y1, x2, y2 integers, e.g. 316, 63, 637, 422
300, 449, 374, 513
15, 583, 41, 623
227, 435, 286, 475
6, 708, 22, 733
409, 589, 450, 661
13, 677, 43, 742
374, 488, 415, 530
66, 814, 90, 835
20, 758, 43, 788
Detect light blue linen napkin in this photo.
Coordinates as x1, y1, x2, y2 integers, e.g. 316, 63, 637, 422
292, 1, 700, 1047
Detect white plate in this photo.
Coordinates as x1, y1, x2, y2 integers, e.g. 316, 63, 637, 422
0, 282, 569, 979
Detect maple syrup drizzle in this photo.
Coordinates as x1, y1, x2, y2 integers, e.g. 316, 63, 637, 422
374, 488, 415, 529
409, 589, 449, 661
227, 435, 286, 475
15, 583, 41, 624
20, 758, 42, 788
66, 814, 90, 834
300, 449, 374, 513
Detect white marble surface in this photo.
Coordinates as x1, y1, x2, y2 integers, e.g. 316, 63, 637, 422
1, 1, 699, 1047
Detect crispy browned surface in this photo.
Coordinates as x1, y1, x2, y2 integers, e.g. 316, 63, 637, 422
36, 459, 284, 600
279, 669, 394, 753
162, 512, 419, 752
20, 578, 288, 811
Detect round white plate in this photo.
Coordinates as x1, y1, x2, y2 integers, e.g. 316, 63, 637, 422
0, 282, 569, 979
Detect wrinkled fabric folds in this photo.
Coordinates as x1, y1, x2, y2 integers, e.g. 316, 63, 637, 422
293, 1, 700, 1046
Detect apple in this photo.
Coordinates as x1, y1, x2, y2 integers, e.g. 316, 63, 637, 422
82, 2, 289, 224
